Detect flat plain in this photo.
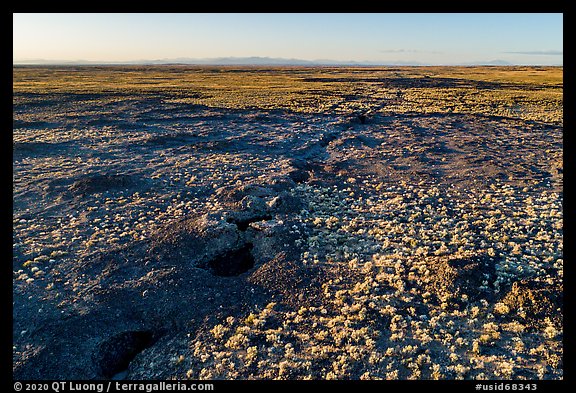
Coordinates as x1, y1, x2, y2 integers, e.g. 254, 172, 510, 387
13, 65, 563, 379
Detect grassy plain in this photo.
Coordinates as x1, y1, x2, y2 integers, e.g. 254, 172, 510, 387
14, 65, 562, 121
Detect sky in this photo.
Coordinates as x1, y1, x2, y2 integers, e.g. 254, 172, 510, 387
13, 13, 563, 65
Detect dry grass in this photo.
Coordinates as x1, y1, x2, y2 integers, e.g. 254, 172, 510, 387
13, 65, 562, 123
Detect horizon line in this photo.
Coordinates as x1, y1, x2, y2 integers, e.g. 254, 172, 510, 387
12, 61, 563, 67
12, 55, 563, 67
12, 63, 564, 67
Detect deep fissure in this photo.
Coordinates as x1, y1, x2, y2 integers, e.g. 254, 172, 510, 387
207, 243, 255, 277
95, 330, 158, 379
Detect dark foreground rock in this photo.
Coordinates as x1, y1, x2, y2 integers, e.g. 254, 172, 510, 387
13, 180, 311, 379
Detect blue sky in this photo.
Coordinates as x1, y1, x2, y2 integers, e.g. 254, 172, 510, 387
13, 13, 563, 65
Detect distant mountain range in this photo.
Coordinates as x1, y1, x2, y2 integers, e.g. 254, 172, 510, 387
13, 56, 421, 66
12, 56, 561, 66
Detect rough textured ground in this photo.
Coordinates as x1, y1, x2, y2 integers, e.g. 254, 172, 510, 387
13, 66, 562, 380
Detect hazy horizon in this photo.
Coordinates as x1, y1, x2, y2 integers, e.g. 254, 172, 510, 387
13, 13, 563, 66
10, 56, 564, 67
